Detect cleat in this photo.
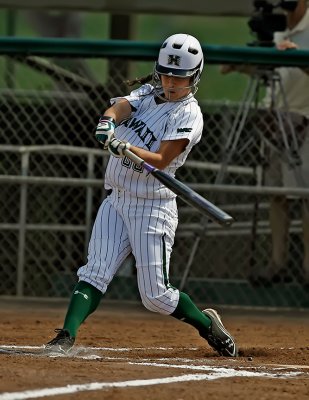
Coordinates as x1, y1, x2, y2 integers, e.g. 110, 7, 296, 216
45, 329, 75, 353
202, 308, 238, 357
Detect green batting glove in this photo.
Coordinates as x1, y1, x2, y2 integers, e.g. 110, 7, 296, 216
95, 116, 116, 149
108, 138, 131, 158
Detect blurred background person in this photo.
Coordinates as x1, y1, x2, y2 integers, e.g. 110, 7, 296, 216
221, 0, 309, 286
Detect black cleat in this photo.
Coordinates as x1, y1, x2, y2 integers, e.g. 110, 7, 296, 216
45, 329, 75, 353
202, 308, 238, 357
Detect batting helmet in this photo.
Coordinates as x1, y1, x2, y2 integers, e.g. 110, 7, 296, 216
153, 33, 204, 99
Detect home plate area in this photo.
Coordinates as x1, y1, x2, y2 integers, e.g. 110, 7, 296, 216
0, 344, 308, 400
0, 301, 308, 399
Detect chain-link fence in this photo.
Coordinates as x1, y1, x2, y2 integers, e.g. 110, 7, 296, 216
0, 43, 308, 308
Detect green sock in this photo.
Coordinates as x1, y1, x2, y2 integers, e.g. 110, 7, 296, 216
63, 281, 103, 337
171, 292, 211, 337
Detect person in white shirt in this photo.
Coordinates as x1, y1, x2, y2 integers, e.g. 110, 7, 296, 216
258, 0, 309, 285
222, 0, 309, 286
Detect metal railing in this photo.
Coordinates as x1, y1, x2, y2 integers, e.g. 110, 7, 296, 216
1, 144, 309, 299
0, 145, 107, 296
1, 37, 308, 308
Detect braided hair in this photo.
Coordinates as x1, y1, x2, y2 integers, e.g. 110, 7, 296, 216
125, 73, 153, 87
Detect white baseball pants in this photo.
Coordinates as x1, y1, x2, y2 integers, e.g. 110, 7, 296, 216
77, 188, 180, 314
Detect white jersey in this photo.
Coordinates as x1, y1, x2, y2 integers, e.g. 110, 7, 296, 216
104, 84, 203, 199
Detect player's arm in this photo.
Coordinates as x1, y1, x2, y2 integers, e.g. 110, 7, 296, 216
103, 98, 132, 123
130, 139, 189, 170
109, 139, 189, 170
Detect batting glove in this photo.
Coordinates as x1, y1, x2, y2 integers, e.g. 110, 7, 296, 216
95, 116, 116, 149
108, 138, 131, 158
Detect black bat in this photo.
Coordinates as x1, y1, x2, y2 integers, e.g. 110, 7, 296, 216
124, 149, 234, 226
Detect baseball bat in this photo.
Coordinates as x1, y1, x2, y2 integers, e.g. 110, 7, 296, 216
123, 149, 234, 227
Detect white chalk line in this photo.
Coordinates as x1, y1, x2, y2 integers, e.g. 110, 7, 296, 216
264, 363, 309, 370
129, 361, 304, 377
1, 345, 308, 371
1, 345, 308, 370
0, 344, 308, 400
0, 344, 197, 351
0, 374, 233, 400
0, 366, 305, 400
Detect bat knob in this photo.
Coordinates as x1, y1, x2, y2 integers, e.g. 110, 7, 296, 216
222, 216, 234, 227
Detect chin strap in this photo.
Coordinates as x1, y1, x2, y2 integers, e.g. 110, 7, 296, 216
153, 88, 195, 103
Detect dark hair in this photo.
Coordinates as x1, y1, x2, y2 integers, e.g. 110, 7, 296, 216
125, 73, 153, 87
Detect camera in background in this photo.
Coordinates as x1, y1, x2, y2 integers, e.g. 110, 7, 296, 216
248, 0, 299, 47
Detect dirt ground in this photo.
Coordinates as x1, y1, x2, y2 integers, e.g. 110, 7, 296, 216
0, 298, 308, 400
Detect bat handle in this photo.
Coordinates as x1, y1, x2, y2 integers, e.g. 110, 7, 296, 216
124, 149, 156, 173
123, 148, 144, 166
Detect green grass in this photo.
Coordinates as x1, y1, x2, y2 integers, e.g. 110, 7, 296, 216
0, 10, 255, 101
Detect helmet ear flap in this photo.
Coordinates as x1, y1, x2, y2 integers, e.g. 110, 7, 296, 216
189, 60, 203, 86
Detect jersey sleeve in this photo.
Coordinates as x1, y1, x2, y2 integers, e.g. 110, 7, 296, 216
163, 101, 204, 145
110, 84, 154, 114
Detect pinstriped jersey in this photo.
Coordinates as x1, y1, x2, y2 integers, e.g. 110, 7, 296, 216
104, 84, 203, 199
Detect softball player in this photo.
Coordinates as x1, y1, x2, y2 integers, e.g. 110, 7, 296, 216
46, 34, 238, 357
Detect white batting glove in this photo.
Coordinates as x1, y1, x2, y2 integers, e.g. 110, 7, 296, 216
95, 116, 116, 149
108, 138, 131, 158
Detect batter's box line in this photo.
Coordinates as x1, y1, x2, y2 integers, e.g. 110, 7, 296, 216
129, 361, 308, 377
0, 345, 202, 361
1, 345, 308, 374
0, 347, 212, 364
0, 368, 305, 400
0, 344, 198, 352
264, 363, 309, 370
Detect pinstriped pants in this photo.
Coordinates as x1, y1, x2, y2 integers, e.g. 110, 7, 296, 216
77, 189, 180, 314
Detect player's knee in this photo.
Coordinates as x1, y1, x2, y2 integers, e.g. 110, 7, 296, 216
141, 297, 160, 313
140, 293, 174, 315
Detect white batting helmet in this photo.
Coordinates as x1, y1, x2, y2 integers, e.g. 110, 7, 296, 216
153, 33, 204, 99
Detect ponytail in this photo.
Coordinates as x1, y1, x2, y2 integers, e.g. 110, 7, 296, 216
125, 73, 153, 87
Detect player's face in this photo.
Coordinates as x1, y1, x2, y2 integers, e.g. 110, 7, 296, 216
160, 75, 192, 101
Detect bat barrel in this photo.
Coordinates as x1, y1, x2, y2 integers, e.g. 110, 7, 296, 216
123, 148, 234, 227
183, 190, 234, 226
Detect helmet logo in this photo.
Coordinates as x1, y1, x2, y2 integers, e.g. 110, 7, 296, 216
167, 54, 181, 66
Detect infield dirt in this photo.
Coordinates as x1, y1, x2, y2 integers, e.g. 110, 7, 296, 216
0, 298, 308, 400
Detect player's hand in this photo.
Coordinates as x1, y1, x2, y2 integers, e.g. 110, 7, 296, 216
108, 138, 131, 158
95, 116, 116, 149
276, 40, 298, 50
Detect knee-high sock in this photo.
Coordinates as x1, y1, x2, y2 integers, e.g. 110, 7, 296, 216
171, 292, 211, 337
63, 281, 103, 337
